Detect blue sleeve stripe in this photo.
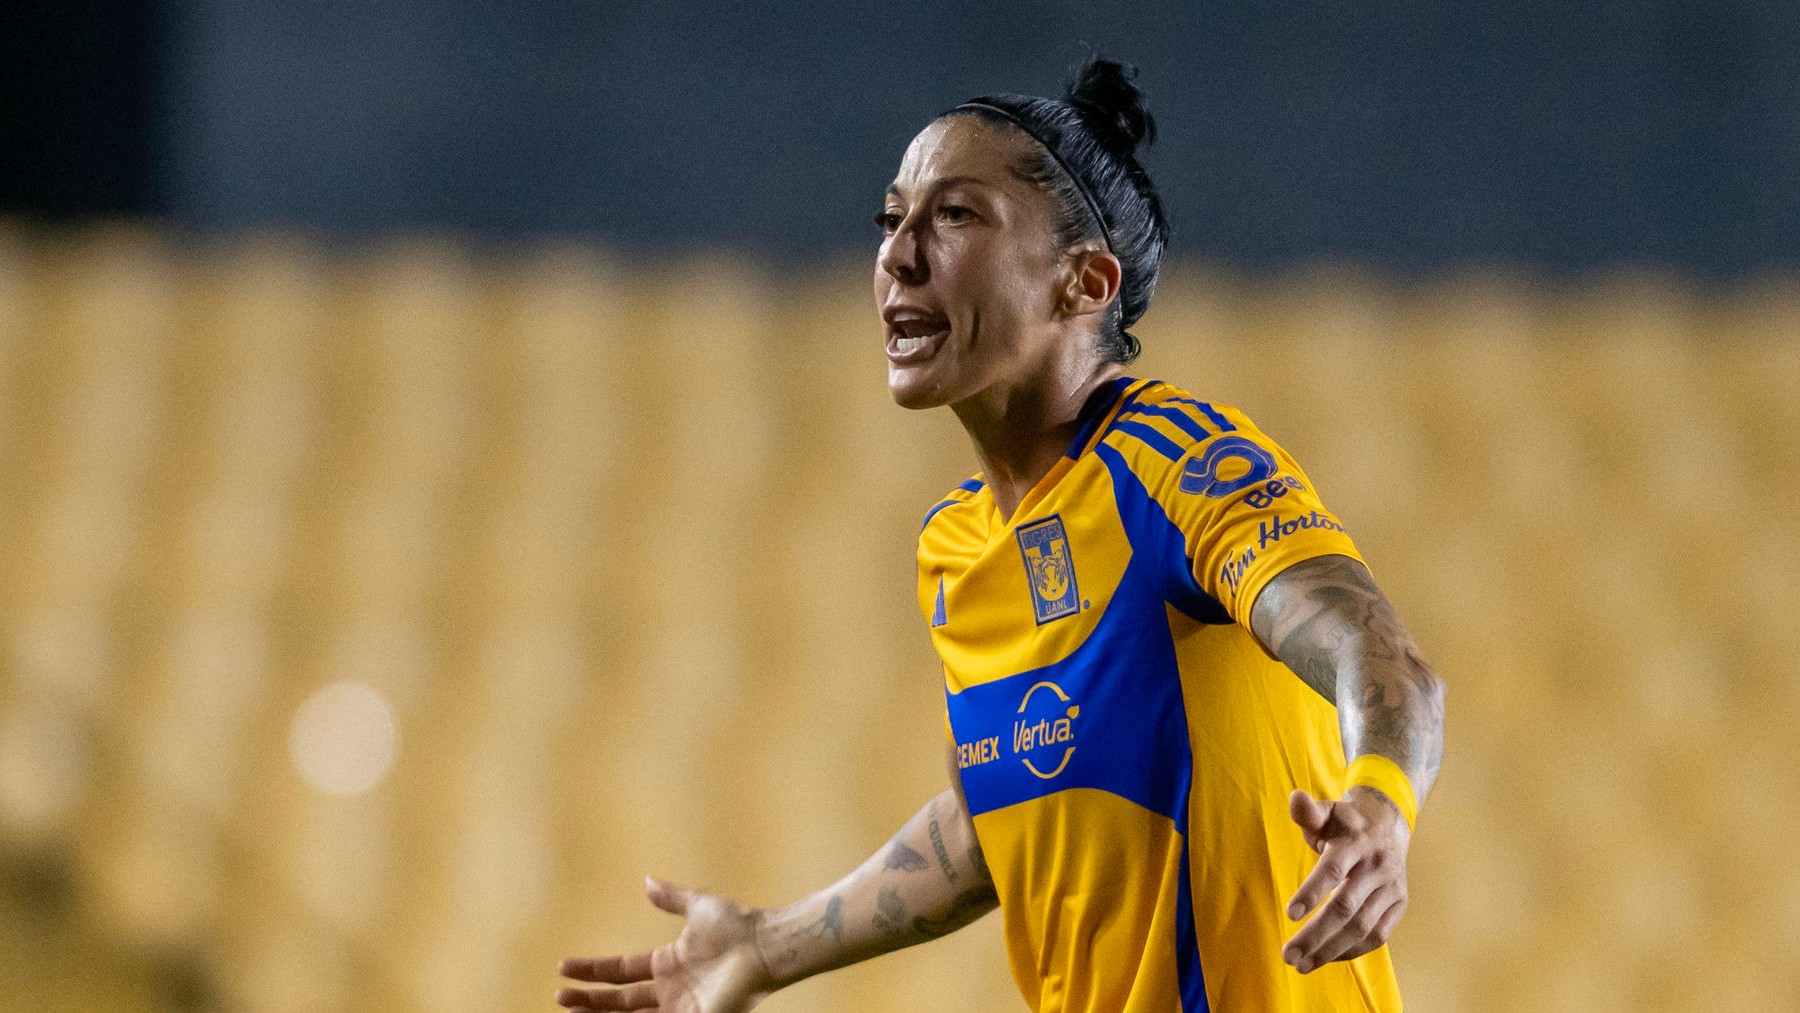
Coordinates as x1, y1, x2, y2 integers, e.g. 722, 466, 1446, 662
1110, 419, 1186, 461
921, 498, 960, 531
922, 481, 984, 531
1198, 403, 1234, 431
1164, 397, 1236, 432
1123, 402, 1211, 443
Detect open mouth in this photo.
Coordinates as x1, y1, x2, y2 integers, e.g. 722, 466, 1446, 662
887, 314, 951, 362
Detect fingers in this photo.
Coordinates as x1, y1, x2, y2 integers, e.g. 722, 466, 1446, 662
558, 877, 691, 1011
559, 953, 654, 983
644, 875, 695, 917
1322, 895, 1408, 966
1287, 790, 1331, 850
556, 951, 659, 1011
1285, 838, 1354, 921
555, 981, 658, 1011
1284, 870, 1399, 973
1354, 898, 1408, 959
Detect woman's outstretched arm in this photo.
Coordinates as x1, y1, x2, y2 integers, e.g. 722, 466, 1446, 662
557, 744, 996, 1013
1250, 553, 1448, 976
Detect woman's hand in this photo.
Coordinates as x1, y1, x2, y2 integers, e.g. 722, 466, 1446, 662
557, 877, 775, 1013
1280, 787, 1411, 974
558, 786, 993, 1010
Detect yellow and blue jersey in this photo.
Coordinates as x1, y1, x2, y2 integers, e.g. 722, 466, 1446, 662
920, 378, 1401, 1013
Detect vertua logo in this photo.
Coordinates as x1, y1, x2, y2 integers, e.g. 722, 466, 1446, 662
1014, 680, 1079, 779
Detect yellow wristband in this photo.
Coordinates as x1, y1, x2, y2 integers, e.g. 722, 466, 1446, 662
1346, 754, 1418, 831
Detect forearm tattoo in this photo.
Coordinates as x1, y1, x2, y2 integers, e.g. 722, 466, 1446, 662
1252, 555, 1446, 800
872, 885, 908, 937
884, 841, 929, 872
798, 895, 844, 943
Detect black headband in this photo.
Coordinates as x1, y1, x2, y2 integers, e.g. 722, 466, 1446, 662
952, 101, 1115, 253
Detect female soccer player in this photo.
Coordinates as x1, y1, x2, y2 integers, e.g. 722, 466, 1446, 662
558, 58, 1446, 1013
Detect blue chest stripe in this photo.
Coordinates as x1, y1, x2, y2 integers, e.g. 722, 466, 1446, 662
944, 562, 1192, 821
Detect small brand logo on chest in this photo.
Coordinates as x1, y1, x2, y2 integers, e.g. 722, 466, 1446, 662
1015, 514, 1081, 625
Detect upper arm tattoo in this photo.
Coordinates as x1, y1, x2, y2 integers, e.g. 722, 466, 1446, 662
1251, 555, 1390, 701
926, 799, 959, 884
1250, 554, 1446, 797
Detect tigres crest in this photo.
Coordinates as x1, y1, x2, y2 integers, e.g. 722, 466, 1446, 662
1015, 515, 1081, 624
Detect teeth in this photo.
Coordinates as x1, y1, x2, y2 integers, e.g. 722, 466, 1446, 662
895, 335, 928, 353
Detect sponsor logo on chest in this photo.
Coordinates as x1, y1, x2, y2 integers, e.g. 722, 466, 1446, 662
957, 679, 1080, 780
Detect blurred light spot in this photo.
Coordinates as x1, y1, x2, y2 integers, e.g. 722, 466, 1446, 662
288, 682, 396, 797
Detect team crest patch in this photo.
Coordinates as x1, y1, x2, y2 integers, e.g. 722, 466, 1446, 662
1016, 515, 1081, 625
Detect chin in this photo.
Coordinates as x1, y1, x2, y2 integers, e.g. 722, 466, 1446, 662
887, 368, 953, 411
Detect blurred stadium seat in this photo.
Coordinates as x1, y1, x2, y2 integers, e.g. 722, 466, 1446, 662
0, 225, 1795, 1012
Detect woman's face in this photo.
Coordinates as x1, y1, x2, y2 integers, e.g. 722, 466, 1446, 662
874, 116, 1075, 411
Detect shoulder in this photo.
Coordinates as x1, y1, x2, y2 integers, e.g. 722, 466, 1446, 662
1097, 381, 1278, 484
919, 474, 988, 540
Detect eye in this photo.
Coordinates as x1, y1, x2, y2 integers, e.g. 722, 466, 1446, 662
874, 209, 903, 234
938, 204, 975, 223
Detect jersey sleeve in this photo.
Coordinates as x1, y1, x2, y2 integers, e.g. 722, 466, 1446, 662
1151, 403, 1363, 628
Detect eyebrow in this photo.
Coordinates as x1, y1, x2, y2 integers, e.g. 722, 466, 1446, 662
884, 176, 992, 199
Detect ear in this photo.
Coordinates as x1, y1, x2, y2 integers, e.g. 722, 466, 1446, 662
1058, 248, 1123, 321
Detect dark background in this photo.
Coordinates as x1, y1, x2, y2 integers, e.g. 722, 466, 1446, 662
4, 0, 1797, 276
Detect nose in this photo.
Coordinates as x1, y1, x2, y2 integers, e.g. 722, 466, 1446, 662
877, 216, 927, 286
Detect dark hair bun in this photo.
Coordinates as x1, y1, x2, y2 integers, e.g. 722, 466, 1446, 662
1065, 58, 1156, 158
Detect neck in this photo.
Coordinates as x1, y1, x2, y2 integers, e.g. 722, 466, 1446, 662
952, 358, 1126, 522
